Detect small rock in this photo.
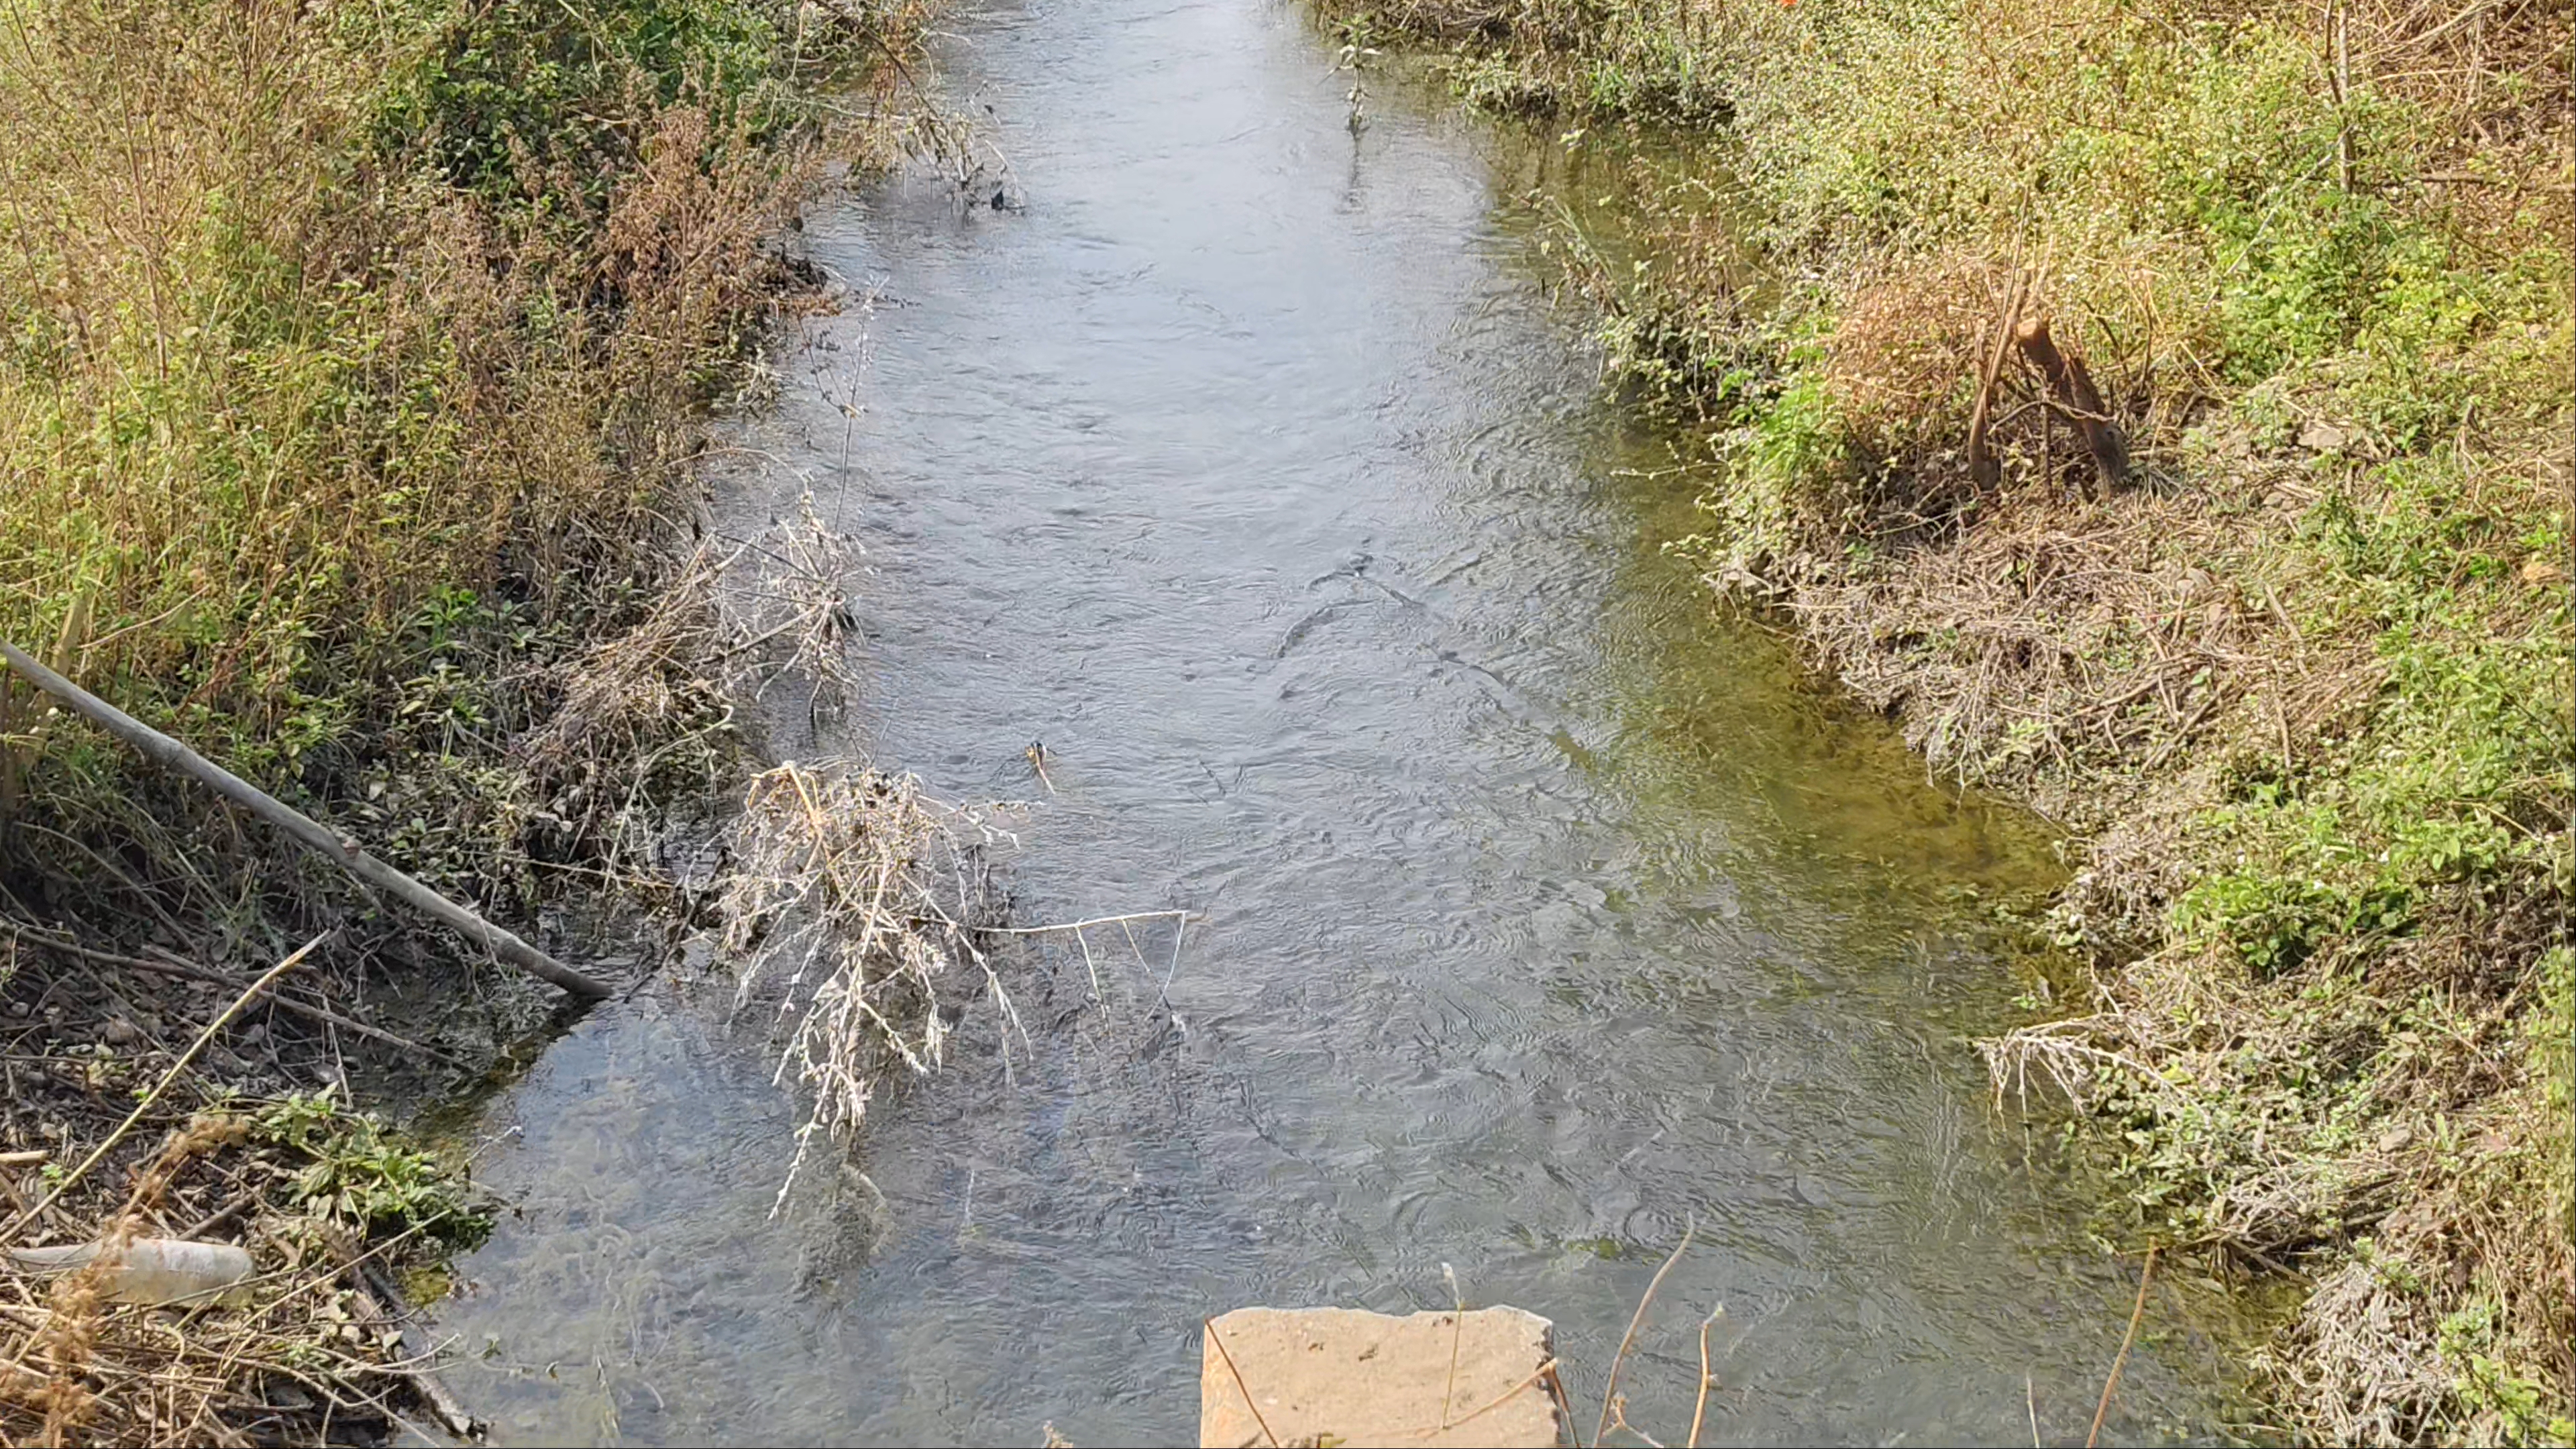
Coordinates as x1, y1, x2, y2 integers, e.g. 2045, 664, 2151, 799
5, 1000, 28, 1019
2377, 1124, 2415, 1155
101, 1017, 140, 1047
237, 1022, 266, 1048
2298, 419, 2352, 453
2522, 558, 2569, 586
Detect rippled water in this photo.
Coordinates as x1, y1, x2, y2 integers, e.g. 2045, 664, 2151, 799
428, 0, 2257, 1442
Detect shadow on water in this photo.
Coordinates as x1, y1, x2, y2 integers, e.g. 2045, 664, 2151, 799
426, 0, 2267, 1442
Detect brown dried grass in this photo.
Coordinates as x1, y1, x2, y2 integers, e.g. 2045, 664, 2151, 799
717, 760, 1015, 1206
0, 1104, 460, 1448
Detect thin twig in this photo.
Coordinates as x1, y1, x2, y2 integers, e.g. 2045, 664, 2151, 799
1, 933, 326, 1244
1204, 1316, 1279, 1448
1441, 1263, 1466, 1424
978, 910, 1195, 936
2086, 1247, 2159, 1448
1544, 1360, 1585, 1449
1391, 1358, 1564, 1441
1688, 1309, 1721, 1448
1596, 1216, 1695, 1448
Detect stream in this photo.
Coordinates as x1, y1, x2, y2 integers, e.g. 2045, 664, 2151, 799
429, 0, 2258, 1441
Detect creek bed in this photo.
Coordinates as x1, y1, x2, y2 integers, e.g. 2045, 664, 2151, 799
428, 0, 2259, 1441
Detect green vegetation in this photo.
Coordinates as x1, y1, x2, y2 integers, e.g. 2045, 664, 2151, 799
0, 0, 922, 930
0, 0, 920, 1438
258, 1090, 490, 1246
1325, 0, 2572, 1440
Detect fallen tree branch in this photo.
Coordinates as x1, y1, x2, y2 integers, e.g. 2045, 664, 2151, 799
0, 639, 610, 1000
2013, 315, 2132, 490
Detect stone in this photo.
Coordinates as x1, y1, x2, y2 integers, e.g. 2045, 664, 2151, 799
1200, 1305, 1562, 1448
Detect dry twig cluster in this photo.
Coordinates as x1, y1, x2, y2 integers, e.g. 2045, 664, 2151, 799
716, 761, 1016, 1209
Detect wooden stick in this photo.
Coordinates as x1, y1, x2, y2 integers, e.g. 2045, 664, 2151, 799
0, 640, 609, 1000
1, 933, 325, 1244
1596, 1216, 1695, 1448
2013, 315, 2132, 490
1968, 272, 2027, 490
2086, 1247, 2159, 1448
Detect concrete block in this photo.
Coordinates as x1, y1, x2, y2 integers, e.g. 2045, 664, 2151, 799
1200, 1305, 1563, 1448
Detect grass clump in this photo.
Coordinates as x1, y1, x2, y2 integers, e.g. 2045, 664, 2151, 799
1324, 0, 2572, 1439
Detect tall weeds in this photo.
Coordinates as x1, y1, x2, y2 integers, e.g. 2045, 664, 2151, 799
0, 0, 922, 935
1, 0, 930, 1438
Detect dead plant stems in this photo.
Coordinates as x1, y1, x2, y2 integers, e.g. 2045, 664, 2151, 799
1595, 1215, 1695, 1448
1688, 1308, 1722, 1448
977, 909, 1197, 936
1393, 1358, 1564, 1442
1441, 1263, 1466, 1423
2087, 1246, 2159, 1449
1, 932, 325, 1245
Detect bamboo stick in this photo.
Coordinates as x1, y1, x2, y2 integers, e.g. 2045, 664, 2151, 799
0, 640, 610, 1000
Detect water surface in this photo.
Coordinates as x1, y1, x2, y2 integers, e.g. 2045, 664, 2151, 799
433, 1, 2253, 1441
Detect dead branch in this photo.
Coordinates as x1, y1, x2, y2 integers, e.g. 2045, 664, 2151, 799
2013, 315, 2133, 489
1968, 274, 2027, 489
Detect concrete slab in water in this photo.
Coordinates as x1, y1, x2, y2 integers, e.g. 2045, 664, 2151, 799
1200, 1305, 1563, 1448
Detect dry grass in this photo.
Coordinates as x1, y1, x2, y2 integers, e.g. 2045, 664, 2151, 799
716, 760, 1016, 1206
0, 0, 949, 1440
1, 1081, 491, 1448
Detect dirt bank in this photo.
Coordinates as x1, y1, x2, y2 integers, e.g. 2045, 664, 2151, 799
1319, 0, 2573, 1441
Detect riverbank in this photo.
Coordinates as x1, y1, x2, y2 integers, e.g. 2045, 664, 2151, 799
1318, 0, 2573, 1442
0, 0, 927, 1437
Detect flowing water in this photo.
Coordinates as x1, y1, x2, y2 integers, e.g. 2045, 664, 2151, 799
429, 1, 2259, 1441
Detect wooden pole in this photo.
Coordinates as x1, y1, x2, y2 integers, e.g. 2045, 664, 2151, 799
0, 640, 610, 1000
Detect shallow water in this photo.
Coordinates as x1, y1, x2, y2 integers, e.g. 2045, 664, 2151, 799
429, 1, 2257, 1442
